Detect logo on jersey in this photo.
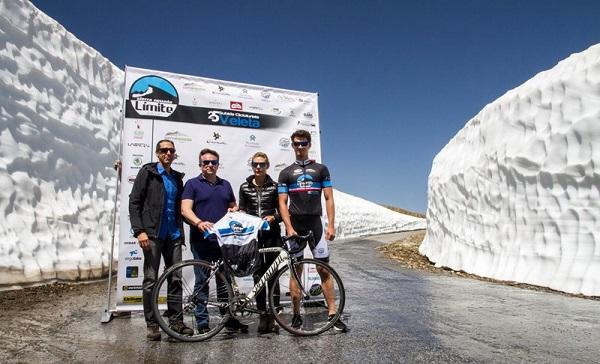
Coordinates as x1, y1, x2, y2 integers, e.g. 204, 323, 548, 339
129, 75, 178, 118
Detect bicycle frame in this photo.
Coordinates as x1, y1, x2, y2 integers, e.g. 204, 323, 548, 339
240, 247, 296, 303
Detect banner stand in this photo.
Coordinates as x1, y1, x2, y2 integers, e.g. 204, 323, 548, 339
100, 169, 119, 324
110, 65, 322, 313
101, 75, 128, 324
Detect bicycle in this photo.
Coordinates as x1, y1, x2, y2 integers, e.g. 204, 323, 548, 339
151, 231, 346, 341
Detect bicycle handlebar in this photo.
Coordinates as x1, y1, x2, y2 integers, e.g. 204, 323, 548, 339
281, 231, 314, 255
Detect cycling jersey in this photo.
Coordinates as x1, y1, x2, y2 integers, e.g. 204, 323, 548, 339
277, 160, 332, 216
204, 212, 270, 276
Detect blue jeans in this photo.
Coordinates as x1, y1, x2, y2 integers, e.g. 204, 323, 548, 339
190, 239, 228, 327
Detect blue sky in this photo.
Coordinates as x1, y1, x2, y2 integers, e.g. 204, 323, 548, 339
32, 0, 600, 212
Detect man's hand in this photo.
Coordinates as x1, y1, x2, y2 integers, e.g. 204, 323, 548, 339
228, 206, 239, 212
325, 226, 336, 241
137, 232, 150, 250
196, 221, 214, 232
285, 226, 298, 237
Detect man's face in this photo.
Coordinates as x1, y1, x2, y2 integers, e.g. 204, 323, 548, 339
292, 138, 310, 160
200, 153, 219, 177
156, 141, 176, 168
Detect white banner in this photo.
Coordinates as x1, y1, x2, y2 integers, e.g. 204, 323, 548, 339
116, 66, 322, 310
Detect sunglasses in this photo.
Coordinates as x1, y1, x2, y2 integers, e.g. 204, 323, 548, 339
158, 148, 176, 154
252, 162, 268, 169
292, 141, 309, 147
200, 159, 219, 166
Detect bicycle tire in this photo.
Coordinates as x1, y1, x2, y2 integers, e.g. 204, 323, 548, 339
269, 258, 345, 336
151, 259, 232, 342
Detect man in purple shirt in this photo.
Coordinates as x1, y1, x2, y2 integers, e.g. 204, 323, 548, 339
181, 148, 248, 333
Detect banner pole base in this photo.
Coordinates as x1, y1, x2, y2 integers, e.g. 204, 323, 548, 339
101, 307, 113, 323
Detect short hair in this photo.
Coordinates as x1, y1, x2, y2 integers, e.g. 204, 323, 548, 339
199, 148, 219, 160
291, 129, 311, 143
155, 139, 175, 152
251, 151, 270, 166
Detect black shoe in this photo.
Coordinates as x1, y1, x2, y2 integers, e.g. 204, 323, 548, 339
170, 321, 193, 336
328, 315, 348, 333
257, 314, 270, 334
291, 314, 303, 329
146, 325, 161, 341
225, 317, 249, 333
197, 325, 210, 335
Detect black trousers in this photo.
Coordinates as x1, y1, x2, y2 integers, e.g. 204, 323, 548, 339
253, 226, 282, 311
142, 237, 183, 326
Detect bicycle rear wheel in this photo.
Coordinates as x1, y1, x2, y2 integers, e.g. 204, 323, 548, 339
269, 259, 345, 336
151, 259, 232, 342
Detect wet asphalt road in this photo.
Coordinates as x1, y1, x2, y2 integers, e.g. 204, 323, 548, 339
2, 232, 600, 363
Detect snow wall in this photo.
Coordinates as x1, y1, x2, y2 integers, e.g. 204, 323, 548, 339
0, 0, 424, 288
420, 44, 600, 296
0, 0, 122, 287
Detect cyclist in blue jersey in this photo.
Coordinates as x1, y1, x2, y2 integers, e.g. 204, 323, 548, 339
277, 129, 347, 333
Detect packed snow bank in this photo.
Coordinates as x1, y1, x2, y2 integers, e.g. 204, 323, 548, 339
420, 44, 600, 296
334, 190, 425, 239
0, 0, 122, 286
0, 0, 423, 288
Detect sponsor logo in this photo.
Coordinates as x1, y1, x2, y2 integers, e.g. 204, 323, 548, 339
125, 249, 142, 261
245, 134, 260, 148
123, 296, 143, 303
127, 142, 150, 148
272, 107, 282, 115
230, 101, 243, 110
229, 221, 244, 234
303, 112, 313, 119
306, 168, 316, 173
164, 131, 192, 142
278, 94, 295, 102
238, 88, 253, 100
133, 122, 144, 139
209, 100, 223, 107
182, 82, 206, 91
297, 120, 317, 128
132, 156, 143, 166
293, 168, 303, 174
127, 175, 136, 184
279, 137, 291, 148
125, 266, 139, 278
274, 163, 286, 172
207, 131, 226, 145
123, 240, 137, 245
207, 110, 261, 129
310, 130, 318, 136
261, 90, 271, 99
289, 109, 296, 117
212, 85, 231, 96
248, 105, 263, 111
122, 285, 143, 291
129, 75, 178, 118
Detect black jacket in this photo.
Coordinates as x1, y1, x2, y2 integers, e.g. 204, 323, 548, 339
238, 174, 280, 222
129, 162, 185, 239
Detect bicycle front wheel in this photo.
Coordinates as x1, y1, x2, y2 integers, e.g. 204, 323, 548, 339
151, 259, 232, 342
269, 259, 345, 336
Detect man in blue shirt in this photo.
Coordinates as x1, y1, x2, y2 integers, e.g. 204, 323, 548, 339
181, 148, 248, 333
129, 139, 193, 340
